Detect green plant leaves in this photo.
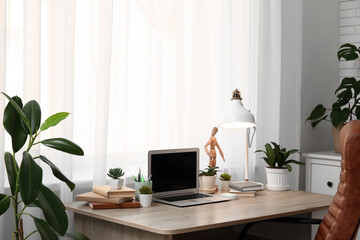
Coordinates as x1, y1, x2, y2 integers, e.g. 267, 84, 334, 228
2, 92, 31, 134
33, 217, 59, 240
41, 138, 84, 156
3, 96, 28, 153
37, 185, 68, 236
65, 231, 90, 240
19, 152, 43, 205
40, 112, 69, 131
0, 193, 10, 216
338, 43, 360, 61
306, 104, 326, 122
21, 100, 41, 135
330, 108, 350, 128
4, 152, 19, 195
256, 142, 303, 172
39, 155, 75, 191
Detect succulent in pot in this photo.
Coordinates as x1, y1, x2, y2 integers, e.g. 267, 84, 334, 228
199, 166, 219, 191
138, 186, 153, 207
107, 167, 125, 189
255, 142, 304, 191
219, 173, 232, 192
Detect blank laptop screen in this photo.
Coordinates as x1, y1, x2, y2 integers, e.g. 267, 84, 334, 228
150, 151, 197, 193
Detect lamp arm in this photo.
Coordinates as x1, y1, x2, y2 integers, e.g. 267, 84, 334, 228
247, 126, 256, 148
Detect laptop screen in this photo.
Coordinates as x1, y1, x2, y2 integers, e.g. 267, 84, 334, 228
148, 148, 199, 195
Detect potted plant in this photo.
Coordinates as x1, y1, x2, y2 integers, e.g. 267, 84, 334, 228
199, 166, 219, 191
306, 43, 360, 152
107, 167, 125, 189
219, 173, 231, 192
138, 186, 153, 207
255, 142, 304, 191
0, 93, 88, 240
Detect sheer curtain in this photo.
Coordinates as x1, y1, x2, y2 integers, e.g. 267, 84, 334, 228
0, 0, 303, 239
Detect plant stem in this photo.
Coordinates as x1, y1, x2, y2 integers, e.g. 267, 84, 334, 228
24, 231, 37, 240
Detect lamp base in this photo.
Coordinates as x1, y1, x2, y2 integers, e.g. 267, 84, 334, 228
229, 180, 265, 192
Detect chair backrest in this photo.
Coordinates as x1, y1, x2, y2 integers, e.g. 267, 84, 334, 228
315, 120, 360, 240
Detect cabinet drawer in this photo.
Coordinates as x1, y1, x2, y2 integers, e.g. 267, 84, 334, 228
311, 164, 340, 195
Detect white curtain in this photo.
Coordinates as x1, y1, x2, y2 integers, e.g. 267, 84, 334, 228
0, 0, 303, 239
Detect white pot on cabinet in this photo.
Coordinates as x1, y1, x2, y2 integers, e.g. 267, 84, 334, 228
265, 168, 289, 191
199, 175, 217, 190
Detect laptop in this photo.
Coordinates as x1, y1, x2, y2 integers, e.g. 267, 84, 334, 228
148, 148, 230, 207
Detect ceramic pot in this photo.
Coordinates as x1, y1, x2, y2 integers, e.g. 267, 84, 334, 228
332, 124, 344, 153
109, 178, 124, 190
265, 167, 289, 191
220, 180, 230, 192
139, 194, 153, 207
134, 181, 152, 200
200, 175, 217, 190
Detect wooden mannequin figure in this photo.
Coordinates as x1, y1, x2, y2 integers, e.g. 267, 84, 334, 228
204, 127, 225, 168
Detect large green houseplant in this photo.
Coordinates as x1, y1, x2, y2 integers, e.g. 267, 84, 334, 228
306, 43, 360, 152
0, 93, 88, 240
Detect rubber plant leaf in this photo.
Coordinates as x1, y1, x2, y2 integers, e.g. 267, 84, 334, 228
0, 193, 10, 216
3, 96, 28, 153
39, 155, 75, 191
41, 138, 84, 156
2, 92, 31, 134
37, 184, 68, 236
65, 231, 90, 240
4, 152, 19, 195
19, 151, 43, 205
40, 112, 70, 131
33, 217, 59, 240
21, 100, 41, 135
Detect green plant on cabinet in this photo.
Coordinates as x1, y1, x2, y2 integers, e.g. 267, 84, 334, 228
306, 43, 360, 128
255, 142, 304, 172
0, 93, 88, 240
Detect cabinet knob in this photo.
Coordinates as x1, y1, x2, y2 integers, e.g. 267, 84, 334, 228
327, 181, 333, 187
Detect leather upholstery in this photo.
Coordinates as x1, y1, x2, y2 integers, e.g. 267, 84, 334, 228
315, 120, 360, 240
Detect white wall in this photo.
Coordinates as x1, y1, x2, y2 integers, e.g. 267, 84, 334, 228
300, 0, 339, 155
339, 0, 360, 79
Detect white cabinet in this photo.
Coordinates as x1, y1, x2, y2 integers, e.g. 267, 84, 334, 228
304, 151, 359, 240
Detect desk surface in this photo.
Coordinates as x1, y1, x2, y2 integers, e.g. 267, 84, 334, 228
66, 190, 333, 235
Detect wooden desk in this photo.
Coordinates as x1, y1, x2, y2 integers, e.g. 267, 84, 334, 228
66, 190, 333, 240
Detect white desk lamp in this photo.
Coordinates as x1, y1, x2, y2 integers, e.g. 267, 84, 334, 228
219, 89, 263, 189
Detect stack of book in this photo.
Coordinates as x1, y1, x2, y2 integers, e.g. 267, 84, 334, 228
75, 185, 140, 209
228, 181, 265, 197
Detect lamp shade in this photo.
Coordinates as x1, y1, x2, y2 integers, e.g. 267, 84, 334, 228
219, 89, 256, 129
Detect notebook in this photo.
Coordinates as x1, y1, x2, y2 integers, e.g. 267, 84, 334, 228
148, 148, 230, 207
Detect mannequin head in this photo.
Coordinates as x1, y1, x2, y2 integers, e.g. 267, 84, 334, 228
211, 127, 218, 137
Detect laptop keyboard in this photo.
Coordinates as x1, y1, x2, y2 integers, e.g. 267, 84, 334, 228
158, 193, 212, 202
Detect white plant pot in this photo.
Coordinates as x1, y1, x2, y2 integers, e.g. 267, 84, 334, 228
220, 180, 230, 192
265, 167, 289, 191
109, 178, 124, 190
139, 194, 153, 207
134, 181, 153, 200
200, 175, 217, 190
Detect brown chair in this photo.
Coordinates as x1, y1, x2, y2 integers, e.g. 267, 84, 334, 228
241, 120, 360, 240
